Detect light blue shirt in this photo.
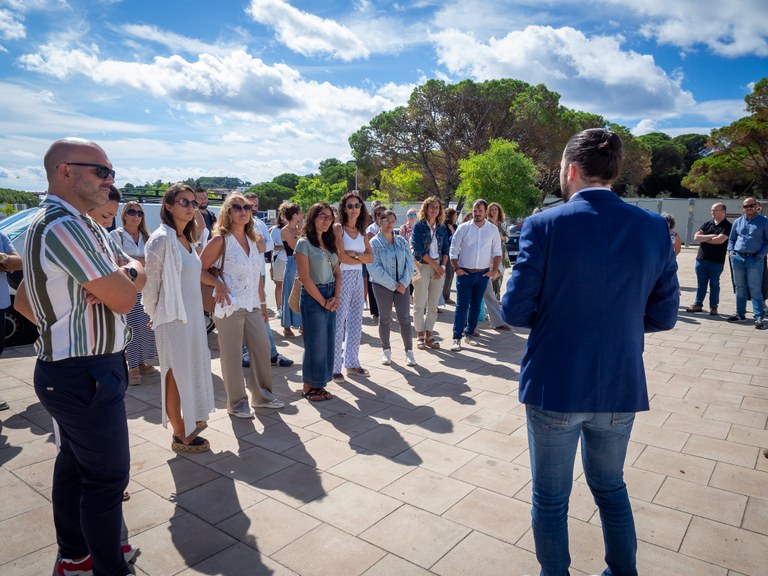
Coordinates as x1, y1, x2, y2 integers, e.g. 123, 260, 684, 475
728, 214, 768, 258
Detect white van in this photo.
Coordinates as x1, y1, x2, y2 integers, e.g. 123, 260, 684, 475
0, 202, 218, 347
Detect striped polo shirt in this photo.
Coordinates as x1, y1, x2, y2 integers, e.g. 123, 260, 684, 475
23, 195, 131, 361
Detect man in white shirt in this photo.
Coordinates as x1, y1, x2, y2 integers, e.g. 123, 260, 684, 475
448, 199, 502, 350
243, 193, 293, 367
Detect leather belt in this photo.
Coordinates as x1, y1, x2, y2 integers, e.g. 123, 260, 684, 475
462, 268, 489, 274
736, 251, 758, 257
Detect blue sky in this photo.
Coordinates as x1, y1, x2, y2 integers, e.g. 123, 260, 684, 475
0, 0, 766, 192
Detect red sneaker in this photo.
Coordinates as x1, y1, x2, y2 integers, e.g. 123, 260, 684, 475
57, 545, 138, 575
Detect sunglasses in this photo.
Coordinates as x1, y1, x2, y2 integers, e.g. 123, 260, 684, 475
743, 204, 757, 209
175, 198, 199, 208
407, 213, 416, 217
346, 202, 361, 209
66, 162, 115, 179
126, 208, 144, 217
317, 213, 334, 221
230, 203, 253, 213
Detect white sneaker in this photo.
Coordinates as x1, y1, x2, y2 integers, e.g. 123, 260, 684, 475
450, 339, 462, 351
463, 335, 479, 346
257, 390, 285, 409
381, 349, 392, 365
228, 399, 254, 418
275, 308, 282, 319
405, 350, 417, 366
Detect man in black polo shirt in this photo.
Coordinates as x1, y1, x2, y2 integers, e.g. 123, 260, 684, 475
685, 202, 732, 315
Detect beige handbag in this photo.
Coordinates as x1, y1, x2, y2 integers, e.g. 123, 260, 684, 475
288, 277, 302, 314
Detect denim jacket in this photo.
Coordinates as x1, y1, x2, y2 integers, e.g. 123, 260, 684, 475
410, 220, 450, 264
369, 233, 414, 291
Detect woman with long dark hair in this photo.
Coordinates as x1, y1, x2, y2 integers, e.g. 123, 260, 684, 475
332, 192, 373, 382
295, 203, 341, 401
143, 183, 215, 452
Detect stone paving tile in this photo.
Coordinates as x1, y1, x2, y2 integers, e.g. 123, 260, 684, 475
709, 462, 768, 500
683, 434, 759, 468
177, 542, 298, 575
664, 412, 731, 439
634, 445, 716, 485
174, 476, 267, 525
742, 496, 768, 536
0, 505, 56, 565
431, 530, 540, 576
680, 516, 768, 575
326, 452, 412, 491
653, 476, 747, 526
361, 554, 433, 576
443, 486, 532, 544
381, 467, 475, 515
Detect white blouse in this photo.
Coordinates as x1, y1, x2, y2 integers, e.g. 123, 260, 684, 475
214, 233, 264, 318
109, 228, 146, 260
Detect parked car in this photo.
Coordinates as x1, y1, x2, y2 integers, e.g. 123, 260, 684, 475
506, 221, 523, 263
0, 202, 219, 347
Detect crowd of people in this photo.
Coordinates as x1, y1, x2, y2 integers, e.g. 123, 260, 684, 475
6, 132, 766, 576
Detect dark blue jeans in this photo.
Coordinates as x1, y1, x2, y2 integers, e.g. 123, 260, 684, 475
34, 352, 130, 576
300, 282, 336, 387
731, 253, 765, 318
452, 269, 489, 339
526, 406, 637, 576
694, 259, 724, 308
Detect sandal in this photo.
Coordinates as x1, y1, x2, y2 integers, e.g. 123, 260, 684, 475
345, 367, 370, 377
128, 367, 142, 386
122, 491, 131, 502
425, 331, 441, 349
187, 420, 208, 442
283, 328, 296, 338
172, 435, 210, 453
332, 372, 345, 383
302, 388, 333, 402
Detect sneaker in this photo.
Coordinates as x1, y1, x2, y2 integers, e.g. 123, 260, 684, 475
57, 545, 138, 575
450, 339, 462, 351
256, 390, 285, 409
405, 350, 417, 366
685, 303, 703, 313
271, 353, 294, 367
242, 351, 250, 368
727, 314, 746, 322
227, 399, 254, 419
381, 349, 392, 365
463, 335, 479, 346
756, 318, 766, 330
275, 308, 282, 319
709, 307, 719, 316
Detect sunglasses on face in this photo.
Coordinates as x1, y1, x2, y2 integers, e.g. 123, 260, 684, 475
346, 202, 361, 209
126, 208, 144, 217
407, 213, 416, 218
317, 213, 334, 221
66, 162, 116, 179
230, 203, 253, 213
743, 204, 757, 209
175, 198, 199, 208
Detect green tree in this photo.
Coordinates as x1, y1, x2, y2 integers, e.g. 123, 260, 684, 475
290, 176, 347, 212
0, 188, 41, 207
378, 164, 424, 204
272, 173, 300, 190
456, 139, 539, 218
682, 151, 755, 197
636, 132, 687, 197
244, 182, 295, 210
609, 124, 652, 196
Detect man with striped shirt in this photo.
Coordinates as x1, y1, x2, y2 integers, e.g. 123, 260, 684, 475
21, 138, 146, 576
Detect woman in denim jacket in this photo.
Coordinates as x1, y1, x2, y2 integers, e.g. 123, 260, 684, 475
370, 210, 416, 367
410, 196, 450, 349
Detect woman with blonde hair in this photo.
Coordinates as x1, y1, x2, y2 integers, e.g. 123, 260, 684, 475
410, 196, 450, 349
201, 193, 285, 419
484, 202, 511, 331
110, 200, 157, 384
144, 183, 215, 452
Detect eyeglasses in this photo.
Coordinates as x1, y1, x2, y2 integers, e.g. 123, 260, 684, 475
126, 208, 144, 217
230, 203, 253, 213
317, 213, 334, 221
65, 163, 115, 179
346, 202, 361, 209
407, 213, 416, 218
743, 203, 757, 209
175, 198, 199, 209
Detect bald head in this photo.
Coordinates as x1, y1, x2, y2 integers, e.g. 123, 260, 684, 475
43, 138, 107, 180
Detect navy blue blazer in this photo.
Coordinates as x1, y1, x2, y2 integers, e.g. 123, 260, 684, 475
501, 189, 679, 413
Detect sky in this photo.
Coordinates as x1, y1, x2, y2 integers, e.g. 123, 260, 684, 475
0, 0, 766, 192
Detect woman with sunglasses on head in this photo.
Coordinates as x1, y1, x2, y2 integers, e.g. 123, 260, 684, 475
296, 203, 341, 401
110, 201, 158, 384
411, 196, 450, 350
144, 183, 215, 453
331, 192, 373, 382
200, 193, 285, 419
280, 202, 303, 337
370, 210, 416, 367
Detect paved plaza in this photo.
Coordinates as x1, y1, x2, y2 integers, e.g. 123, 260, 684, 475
0, 247, 766, 575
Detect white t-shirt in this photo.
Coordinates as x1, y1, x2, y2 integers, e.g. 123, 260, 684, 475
270, 226, 286, 262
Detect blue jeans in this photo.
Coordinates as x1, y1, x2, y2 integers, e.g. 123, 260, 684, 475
694, 259, 724, 308
300, 282, 336, 387
35, 353, 131, 576
526, 406, 637, 576
453, 269, 489, 339
730, 253, 765, 318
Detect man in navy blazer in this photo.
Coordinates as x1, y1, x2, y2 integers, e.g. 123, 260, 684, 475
502, 128, 678, 576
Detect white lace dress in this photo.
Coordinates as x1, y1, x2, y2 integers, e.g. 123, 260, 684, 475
143, 226, 215, 436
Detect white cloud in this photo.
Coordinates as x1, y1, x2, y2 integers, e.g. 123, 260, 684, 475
246, 0, 368, 61
0, 8, 25, 40
632, 119, 658, 136
606, 0, 768, 57
432, 25, 696, 120
117, 24, 245, 57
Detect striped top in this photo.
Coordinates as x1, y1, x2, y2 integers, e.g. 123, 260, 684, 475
23, 195, 131, 361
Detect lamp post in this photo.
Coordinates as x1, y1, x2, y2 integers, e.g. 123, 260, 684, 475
346, 159, 358, 191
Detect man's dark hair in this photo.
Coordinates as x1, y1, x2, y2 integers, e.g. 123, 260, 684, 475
195, 186, 207, 195
108, 185, 122, 203
564, 128, 623, 182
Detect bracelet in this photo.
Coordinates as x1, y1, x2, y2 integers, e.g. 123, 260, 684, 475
323, 299, 328, 308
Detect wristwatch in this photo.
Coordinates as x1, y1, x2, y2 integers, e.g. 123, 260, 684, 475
353, 251, 360, 259
123, 266, 138, 282
0, 253, 7, 263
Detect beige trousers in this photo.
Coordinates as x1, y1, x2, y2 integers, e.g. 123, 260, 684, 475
413, 263, 445, 333
214, 308, 272, 409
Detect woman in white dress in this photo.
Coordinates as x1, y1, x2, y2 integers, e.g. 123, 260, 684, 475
143, 184, 215, 453
110, 201, 158, 384
200, 193, 285, 419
